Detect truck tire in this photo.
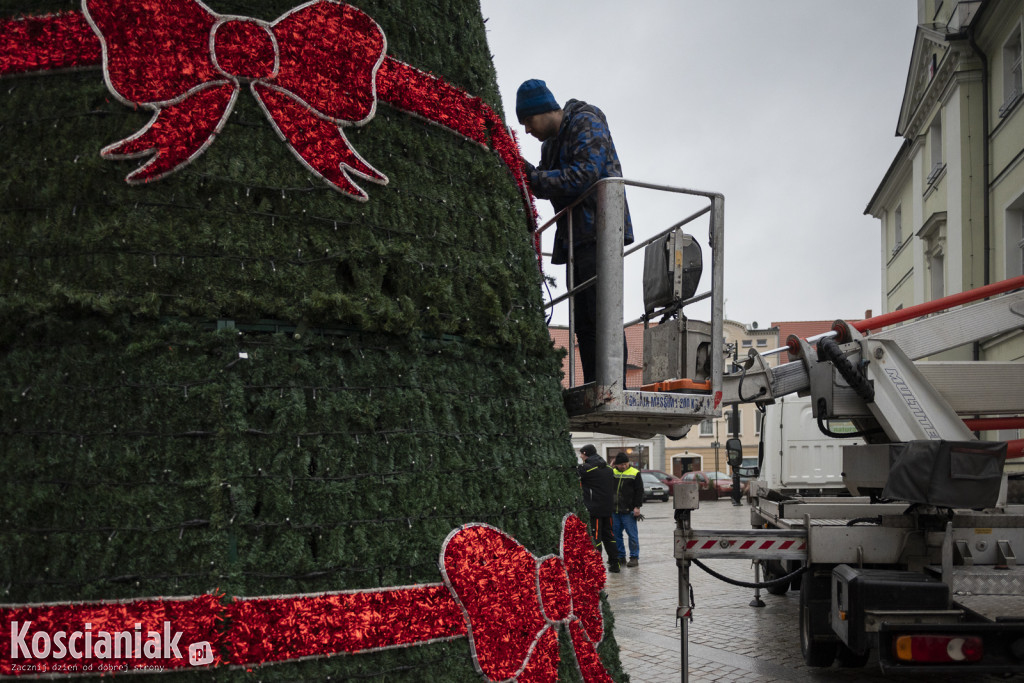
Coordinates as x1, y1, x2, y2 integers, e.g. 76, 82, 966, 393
799, 566, 837, 667
760, 560, 790, 596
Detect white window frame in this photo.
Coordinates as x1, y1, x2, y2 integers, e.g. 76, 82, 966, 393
1001, 24, 1023, 118
927, 117, 943, 186
1019, 215, 1024, 279
921, 220, 947, 300
699, 419, 714, 437
893, 205, 903, 255
1006, 196, 1024, 279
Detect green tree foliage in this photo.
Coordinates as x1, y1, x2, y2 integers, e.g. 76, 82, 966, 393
0, 1, 627, 680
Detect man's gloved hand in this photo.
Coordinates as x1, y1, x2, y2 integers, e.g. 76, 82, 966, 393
522, 158, 536, 178
635, 513, 645, 522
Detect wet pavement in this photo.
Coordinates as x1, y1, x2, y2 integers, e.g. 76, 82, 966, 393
606, 497, 1021, 683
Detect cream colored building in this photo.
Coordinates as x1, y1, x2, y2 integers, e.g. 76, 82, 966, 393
660, 319, 780, 478
866, 0, 1024, 445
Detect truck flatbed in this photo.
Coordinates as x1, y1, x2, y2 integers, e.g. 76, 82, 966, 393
930, 564, 1024, 622
756, 496, 908, 528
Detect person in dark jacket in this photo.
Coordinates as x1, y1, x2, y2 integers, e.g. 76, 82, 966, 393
577, 444, 619, 573
612, 452, 644, 567
516, 79, 633, 383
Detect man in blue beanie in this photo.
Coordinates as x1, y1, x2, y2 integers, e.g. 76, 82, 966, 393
516, 79, 633, 384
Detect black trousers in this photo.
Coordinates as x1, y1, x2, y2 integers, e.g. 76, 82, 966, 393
570, 245, 599, 383
588, 515, 617, 564
570, 245, 627, 385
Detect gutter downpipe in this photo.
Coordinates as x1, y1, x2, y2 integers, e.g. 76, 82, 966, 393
965, 25, 990, 289
966, 18, 990, 365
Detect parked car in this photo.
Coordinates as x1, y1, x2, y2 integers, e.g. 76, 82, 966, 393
640, 472, 670, 502
641, 469, 683, 495
705, 471, 735, 494
681, 470, 733, 499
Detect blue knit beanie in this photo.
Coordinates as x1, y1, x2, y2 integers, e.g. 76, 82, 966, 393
516, 79, 559, 122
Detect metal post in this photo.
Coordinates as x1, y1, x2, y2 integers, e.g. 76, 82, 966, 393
709, 194, 725, 413
677, 510, 691, 683
594, 179, 625, 393
750, 561, 765, 608
674, 481, 700, 683
567, 210, 576, 387
729, 341, 742, 506
731, 401, 742, 506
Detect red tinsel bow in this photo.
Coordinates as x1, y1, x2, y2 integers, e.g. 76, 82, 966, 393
0, 515, 609, 681
0, 4, 541, 232
83, 0, 386, 199
441, 513, 611, 682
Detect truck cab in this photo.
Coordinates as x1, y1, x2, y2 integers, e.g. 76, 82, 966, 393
753, 395, 861, 498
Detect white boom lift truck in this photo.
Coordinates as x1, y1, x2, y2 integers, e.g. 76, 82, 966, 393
538, 179, 1024, 678
678, 280, 1024, 678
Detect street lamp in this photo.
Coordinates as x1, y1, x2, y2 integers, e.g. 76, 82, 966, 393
724, 341, 742, 506
711, 439, 721, 499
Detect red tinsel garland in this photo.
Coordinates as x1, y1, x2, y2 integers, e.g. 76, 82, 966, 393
0, 0, 537, 228
0, 515, 608, 682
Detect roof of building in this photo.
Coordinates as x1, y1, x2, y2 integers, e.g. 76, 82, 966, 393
549, 323, 646, 389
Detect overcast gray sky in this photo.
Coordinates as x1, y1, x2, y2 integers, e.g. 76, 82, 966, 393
479, 0, 918, 328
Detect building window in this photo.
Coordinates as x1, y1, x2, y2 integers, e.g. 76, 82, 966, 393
754, 411, 763, 436
1019, 215, 1024, 279
927, 118, 943, 185
927, 241, 945, 300
920, 218, 946, 301
742, 339, 752, 348
756, 339, 767, 347
928, 248, 945, 300
699, 419, 714, 437
1007, 197, 1024, 279
893, 205, 903, 254
1001, 25, 1023, 118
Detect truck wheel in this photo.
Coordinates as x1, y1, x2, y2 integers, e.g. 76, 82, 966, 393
799, 567, 837, 667
760, 560, 790, 596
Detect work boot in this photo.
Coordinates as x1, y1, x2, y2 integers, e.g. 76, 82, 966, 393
607, 561, 620, 573
626, 558, 639, 568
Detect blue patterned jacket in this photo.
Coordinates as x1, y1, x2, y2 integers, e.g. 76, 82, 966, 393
528, 99, 634, 265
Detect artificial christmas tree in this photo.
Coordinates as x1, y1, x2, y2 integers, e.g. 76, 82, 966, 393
0, 1, 627, 680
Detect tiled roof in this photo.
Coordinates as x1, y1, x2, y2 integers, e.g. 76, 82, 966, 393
549, 323, 647, 389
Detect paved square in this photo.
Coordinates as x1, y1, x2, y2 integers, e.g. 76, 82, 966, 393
606, 497, 1016, 682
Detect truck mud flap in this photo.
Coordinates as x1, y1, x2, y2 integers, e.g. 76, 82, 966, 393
800, 566, 838, 667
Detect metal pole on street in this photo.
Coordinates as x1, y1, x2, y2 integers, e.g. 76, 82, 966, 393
674, 482, 700, 683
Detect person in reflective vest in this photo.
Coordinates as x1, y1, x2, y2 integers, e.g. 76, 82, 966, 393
612, 453, 644, 567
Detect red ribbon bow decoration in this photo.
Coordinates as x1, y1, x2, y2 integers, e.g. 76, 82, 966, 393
82, 0, 388, 200
0, 4, 540, 231
0, 514, 611, 680
441, 513, 611, 682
